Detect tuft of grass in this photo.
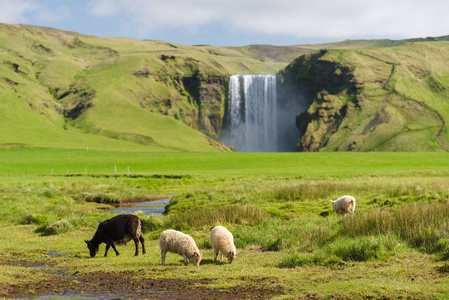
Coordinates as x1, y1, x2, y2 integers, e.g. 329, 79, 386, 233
280, 234, 404, 267
234, 217, 339, 252
165, 204, 268, 230
36, 219, 74, 236
341, 201, 449, 253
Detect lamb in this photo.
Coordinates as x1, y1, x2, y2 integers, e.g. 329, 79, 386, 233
159, 229, 202, 266
85, 214, 145, 258
209, 226, 237, 264
329, 195, 356, 215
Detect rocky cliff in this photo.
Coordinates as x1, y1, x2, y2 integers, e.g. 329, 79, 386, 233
279, 44, 449, 152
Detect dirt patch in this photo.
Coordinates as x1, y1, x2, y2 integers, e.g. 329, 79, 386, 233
361, 108, 390, 135
1, 263, 280, 299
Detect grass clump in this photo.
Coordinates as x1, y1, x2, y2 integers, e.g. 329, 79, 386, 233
341, 202, 449, 254
36, 219, 74, 236
83, 192, 120, 205
234, 217, 339, 252
280, 234, 404, 267
165, 204, 268, 230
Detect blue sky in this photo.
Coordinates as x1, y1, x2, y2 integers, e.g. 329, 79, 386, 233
1, 0, 448, 46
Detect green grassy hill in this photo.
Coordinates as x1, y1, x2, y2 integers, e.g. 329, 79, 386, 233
0, 24, 288, 151
280, 42, 449, 152
1, 23, 449, 152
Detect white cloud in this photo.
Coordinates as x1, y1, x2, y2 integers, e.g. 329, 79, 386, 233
86, 0, 449, 40
0, 0, 69, 24
87, 0, 124, 17
0, 0, 38, 23
33, 5, 69, 23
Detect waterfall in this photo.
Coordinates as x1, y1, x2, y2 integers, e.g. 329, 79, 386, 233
223, 75, 278, 152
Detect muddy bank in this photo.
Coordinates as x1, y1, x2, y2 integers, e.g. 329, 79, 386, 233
3, 269, 280, 299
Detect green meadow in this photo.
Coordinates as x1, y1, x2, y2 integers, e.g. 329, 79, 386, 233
1, 149, 449, 299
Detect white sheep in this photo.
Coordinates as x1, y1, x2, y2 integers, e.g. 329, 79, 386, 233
329, 195, 356, 215
209, 226, 237, 264
159, 229, 202, 266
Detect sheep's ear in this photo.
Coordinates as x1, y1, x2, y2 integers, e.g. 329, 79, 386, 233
194, 252, 199, 257
85, 240, 89, 244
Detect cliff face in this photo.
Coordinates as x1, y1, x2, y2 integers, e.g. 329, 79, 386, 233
278, 50, 359, 151
279, 45, 448, 152
182, 73, 228, 138
0, 23, 290, 151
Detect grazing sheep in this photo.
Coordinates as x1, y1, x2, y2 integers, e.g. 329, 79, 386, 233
85, 214, 145, 258
159, 229, 202, 266
209, 226, 237, 264
329, 195, 356, 215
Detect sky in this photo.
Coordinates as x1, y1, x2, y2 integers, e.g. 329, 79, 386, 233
1, 0, 449, 47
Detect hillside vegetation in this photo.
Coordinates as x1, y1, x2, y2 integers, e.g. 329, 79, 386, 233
0, 24, 288, 151
1, 23, 449, 152
280, 42, 449, 152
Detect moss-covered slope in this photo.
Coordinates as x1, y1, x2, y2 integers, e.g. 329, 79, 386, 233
279, 43, 449, 152
0, 24, 289, 151
2, 23, 449, 152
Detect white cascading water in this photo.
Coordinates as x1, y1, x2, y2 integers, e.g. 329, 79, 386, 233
225, 75, 277, 152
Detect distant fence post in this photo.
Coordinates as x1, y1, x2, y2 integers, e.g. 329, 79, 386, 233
85, 167, 87, 175
127, 166, 130, 176
115, 165, 117, 179
51, 168, 53, 176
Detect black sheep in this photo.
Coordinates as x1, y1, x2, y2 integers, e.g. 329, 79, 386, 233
85, 214, 146, 257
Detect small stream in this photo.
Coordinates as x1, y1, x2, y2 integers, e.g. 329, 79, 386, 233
109, 198, 170, 215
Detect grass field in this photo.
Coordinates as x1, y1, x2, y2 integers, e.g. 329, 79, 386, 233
1, 149, 449, 299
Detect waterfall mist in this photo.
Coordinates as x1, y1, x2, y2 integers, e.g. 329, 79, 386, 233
220, 74, 308, 152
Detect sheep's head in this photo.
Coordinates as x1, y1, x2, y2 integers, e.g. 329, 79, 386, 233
85, 240, 99, 258
192, 252, 203, 266
227, 251, 237, 264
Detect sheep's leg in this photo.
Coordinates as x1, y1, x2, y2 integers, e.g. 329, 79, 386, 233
132, 237, 139, 256
104, 244, 110, 257
183, 255, 189, 265
161, 251, 167, 265
213, 248, 219, 262
139, 236, 146, 254
108, 240, 120, 256
220, 252, 223, 261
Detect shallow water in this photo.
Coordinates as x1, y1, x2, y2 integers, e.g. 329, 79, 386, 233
47, 251, 64, 257
109, 198, 170, 215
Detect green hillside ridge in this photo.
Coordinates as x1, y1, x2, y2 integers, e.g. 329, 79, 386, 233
280, 42, 449, 152
0, 24, 287, 151
1, 23, 449, 152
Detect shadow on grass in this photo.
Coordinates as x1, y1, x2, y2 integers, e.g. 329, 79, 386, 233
200, 258, 229, 265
